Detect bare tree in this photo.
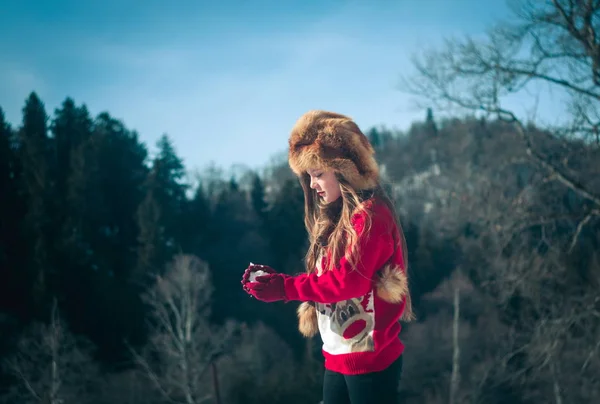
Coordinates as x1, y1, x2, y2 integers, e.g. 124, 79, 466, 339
130, 254, 237, 404
401, 0, 600, 246
2, 298, 99, 404
449, 270, 461, 404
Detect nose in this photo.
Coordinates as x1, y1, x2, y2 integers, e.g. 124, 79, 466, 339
310, 177, 318, 189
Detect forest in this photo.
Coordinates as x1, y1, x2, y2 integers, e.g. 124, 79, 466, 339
1, 1, 599, 403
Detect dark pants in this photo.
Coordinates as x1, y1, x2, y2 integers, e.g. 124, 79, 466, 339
322, 355, 403, 404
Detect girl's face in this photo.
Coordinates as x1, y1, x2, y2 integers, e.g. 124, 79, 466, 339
307, 168, 342, 204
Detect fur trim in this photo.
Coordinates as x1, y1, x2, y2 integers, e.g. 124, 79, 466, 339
297, 301, 319, 337
288, 110, 379, 191
376, 264, 416, 322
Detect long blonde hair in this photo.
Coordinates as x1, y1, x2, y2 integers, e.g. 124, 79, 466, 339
300, 172, 409, 277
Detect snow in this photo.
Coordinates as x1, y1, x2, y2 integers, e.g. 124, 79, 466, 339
248, 269, 268, 282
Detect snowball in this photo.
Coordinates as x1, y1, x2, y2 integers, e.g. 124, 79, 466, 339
248, 269, 268, 282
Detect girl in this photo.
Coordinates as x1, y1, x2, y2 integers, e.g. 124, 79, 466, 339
241, 110, 414, 404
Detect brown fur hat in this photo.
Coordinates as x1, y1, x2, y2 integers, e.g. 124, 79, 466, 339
288, 110, 379, 190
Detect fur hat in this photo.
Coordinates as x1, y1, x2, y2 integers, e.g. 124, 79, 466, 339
288, 110, 379, 190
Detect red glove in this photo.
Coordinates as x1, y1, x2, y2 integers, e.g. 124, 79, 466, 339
240, 263, 276, 293
245, 272, 288, 302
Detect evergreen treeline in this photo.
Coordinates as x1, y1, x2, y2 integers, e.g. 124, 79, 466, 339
0, 92, 599, 404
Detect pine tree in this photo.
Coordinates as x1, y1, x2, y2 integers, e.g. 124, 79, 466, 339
425, 107, 438, 136
180, 183, 211, 255
152, 134, 188, 250
94, 112, 149, 280
134, 134, 189, 283
51, 98, 93, 203
0, 107, 15, 224
51, 98, 95, 284
0, 108, 26, 311
367, 128, 381, 149
17, 93, 54, 318
135, 171, 165, 283
265, 179, 306, 273
55, 104, 107, 337
0, 107, 13, 186
250, 173, 267, 218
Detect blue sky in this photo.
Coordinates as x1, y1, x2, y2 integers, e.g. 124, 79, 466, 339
0, 0, 558, 172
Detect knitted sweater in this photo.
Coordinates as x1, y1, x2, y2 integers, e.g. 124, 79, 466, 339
283, 199, 407, 375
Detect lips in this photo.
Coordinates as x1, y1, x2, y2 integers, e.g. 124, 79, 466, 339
318, 192, 325, 197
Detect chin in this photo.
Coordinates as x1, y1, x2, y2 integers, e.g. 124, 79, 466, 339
323, 195, 340, 204
318, 196, 331, 205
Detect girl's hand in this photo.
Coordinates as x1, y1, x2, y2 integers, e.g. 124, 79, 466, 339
241, 263, 276, 292
245, 272, 288, 303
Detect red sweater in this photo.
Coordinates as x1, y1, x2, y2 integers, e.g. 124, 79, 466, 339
283, 199, 407, 375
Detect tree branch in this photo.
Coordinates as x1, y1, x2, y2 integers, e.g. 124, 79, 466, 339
496, 64, 600, 100
8, 360, 41, 402
569, 209, 600, 252
580, 337, 600, 373
489, 106, 600, 208
130, 349, 178, 404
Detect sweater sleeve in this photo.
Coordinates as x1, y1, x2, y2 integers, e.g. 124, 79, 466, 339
283, 205, 395, 303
